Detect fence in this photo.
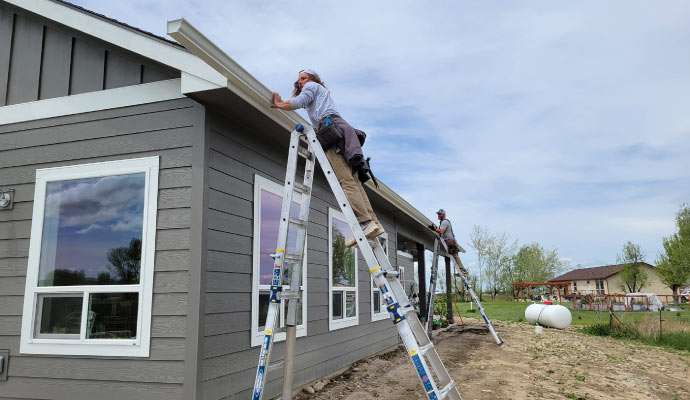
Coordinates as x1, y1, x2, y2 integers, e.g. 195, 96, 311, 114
564, 294, 687, 312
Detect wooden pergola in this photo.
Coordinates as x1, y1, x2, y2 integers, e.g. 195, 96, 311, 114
512, 282, 569, 304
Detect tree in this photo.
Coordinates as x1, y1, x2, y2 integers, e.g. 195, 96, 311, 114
483, 232, 517, 300
656, 204, 690, 305
469, 225, 489, 301
616, 241, 648, 293
511, 243, 567, 285
106, 238, 142, 284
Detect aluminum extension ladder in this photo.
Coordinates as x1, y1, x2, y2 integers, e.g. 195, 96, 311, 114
252, 124, 463, 400
426, 235, 504, 346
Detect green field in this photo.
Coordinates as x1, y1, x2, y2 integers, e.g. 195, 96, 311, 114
453, 300, 690, 326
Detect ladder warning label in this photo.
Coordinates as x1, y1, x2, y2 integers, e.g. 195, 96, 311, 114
410, 354, 438, 399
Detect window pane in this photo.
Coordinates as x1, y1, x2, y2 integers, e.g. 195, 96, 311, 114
373, 292, 380, 313
346, 291, 357, 318
258, 292, 270, 329
87, 293, 138, 339
332, 292, 343, 320
331, 218, 356, 287
37, 295, 82, 336
259, 189, 301, 286
38, 174, 145, 286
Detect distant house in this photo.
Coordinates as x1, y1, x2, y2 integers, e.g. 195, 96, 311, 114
549, 263, 672, 296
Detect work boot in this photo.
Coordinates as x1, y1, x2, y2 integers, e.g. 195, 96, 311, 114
346, 221, 385, 248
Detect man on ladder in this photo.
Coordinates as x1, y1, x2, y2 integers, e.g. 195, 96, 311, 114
272, 69, 385, 246
434, 209, 468, 276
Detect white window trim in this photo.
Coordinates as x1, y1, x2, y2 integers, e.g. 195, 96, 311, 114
328, 208, 359, 331
251, 175, 308, 347
20, 156, 159, 357
371, 232, 389, 322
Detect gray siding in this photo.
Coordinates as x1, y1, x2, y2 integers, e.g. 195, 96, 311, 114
199, 111, 402, 399
0, 2, 179, 107
0, 98, 203, 399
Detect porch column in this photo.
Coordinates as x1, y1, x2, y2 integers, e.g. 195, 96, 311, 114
417, 243, 427, 321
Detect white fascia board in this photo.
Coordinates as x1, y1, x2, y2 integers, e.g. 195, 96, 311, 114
0, 79, 184, 125
181, 71, 224, 94
5, 0, 227, 87
167, 18, 307, 130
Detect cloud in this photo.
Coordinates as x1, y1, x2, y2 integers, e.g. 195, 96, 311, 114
45, 174, 145, 234
68, 0, 690, 267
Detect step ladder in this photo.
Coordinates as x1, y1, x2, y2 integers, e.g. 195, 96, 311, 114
429, 234, 504, 346
252, 124, 464, 400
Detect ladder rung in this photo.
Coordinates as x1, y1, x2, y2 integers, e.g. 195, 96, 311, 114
288, 217, 306, 228
267, 361, 284, 374
418, 343, 434, 356
293, 182, 310, 194
297, 147, 313, 159
439, 381, 457, 399
284, 254, 303, 264
382, 269, 399, 278
281, 292, 302, 299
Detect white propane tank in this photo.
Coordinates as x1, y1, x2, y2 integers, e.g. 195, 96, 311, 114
525, 304, 572, 329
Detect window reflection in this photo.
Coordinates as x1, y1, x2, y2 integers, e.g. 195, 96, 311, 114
259, 189, 301, 286
332, 218, 355, 287
38, 174, 145, 286
87, 293, 138, 339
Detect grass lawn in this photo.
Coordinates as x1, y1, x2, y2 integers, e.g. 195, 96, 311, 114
454, 300, 690, 326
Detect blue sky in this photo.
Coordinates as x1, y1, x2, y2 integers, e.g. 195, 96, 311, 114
71, 0, 690, 272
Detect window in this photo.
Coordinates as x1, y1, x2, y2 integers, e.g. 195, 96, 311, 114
329, 208, 358, 330
596, 280, 605, 295
251, 175, 307, 347
371, 232, 389, 322
20, 157, 159, 357
573, 282, 578, 292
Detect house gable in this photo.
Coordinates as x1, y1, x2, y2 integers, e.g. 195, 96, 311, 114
0, 1, 179, 107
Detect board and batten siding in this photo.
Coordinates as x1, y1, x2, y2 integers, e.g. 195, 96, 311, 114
0, 97, 204, 399
200, 110, 399, 399
0, 2, 179, 107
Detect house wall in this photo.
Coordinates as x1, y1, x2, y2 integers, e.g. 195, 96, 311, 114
0, 97, 204, 399
0, 1, 179, 107
606, 267, 672, 295
199, 109, 413, 399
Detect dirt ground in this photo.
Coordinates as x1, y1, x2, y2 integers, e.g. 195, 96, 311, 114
295, 318, 690, 400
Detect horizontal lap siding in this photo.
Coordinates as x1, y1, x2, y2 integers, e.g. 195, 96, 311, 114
0, 98, 202, 399
201, 111, 399, 399
0, 3, 179, 106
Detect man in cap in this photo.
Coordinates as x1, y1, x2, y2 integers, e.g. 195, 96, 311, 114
435, 209, 468, 275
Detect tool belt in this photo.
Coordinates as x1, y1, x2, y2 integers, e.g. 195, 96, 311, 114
316, 114, 343, 150
445, 238, 460, 255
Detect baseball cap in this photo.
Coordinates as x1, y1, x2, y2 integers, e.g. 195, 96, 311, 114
436, 209, 446, 214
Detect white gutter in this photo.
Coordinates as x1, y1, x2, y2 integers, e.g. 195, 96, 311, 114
166, 18, 435, 233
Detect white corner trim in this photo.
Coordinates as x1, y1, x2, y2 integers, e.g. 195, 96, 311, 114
167, 18, 308, 130
5, 0, 226, 86
181, 71, 223, 94
0, 79, 184, 125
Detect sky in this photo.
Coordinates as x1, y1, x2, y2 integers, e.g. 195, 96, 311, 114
70, 0, 690, 273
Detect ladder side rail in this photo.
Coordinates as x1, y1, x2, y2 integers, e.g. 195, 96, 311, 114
282, 143, 317, 400
425, 238, 441, 334
437, 236, 503, 346
284, 147, 316, 325
252, 130, 303, 400
305, 127, 444, 400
